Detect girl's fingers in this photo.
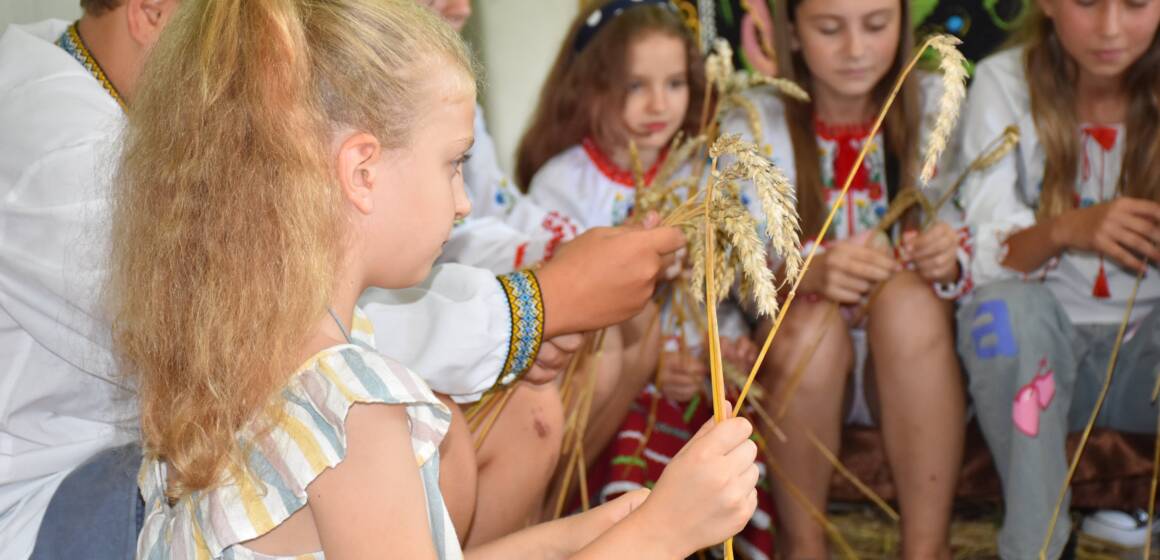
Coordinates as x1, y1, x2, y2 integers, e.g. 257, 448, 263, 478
834, 273, 872, 296
841, 255, 893, 282
723, 439, 759, 476
910, 239, 954, 264
1103, 240, 1148, 274
1112, 227, 1160, 266
1115, 214, 1160, 253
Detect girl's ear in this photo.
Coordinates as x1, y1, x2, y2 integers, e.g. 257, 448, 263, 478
1036, 0, 1056, 19
336, 132, 385, 215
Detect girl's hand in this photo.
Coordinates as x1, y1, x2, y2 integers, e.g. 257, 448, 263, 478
524, 333, 584, 385
633, 412, 759, 558
802, 232, 896, 304
657, 350, 707, 403
901, 222, 960, 284
1054, 198, 1160, 273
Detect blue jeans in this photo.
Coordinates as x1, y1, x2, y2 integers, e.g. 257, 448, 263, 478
30, 443, 143, 560
958, 281, 1159, 559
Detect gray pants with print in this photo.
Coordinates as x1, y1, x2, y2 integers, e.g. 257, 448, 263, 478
958, 281, 1160, 560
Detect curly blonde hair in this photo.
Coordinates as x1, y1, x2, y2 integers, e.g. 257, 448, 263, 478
108, 0, 473, 500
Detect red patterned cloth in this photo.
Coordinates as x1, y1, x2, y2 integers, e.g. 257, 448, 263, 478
584, 385, 778, 559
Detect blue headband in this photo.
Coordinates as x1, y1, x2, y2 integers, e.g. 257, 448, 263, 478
572, 0, 676, 54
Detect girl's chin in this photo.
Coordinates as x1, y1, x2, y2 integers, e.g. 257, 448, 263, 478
633, 131, 676, 151
376, 262, 437, 291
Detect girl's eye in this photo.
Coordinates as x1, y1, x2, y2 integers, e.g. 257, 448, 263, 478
627, 81, 644, 93
668, 78, 687, 90
865, 16, 890, 32
817, 25, 841, 35
452, 153, 471, 176
1126, 0, 1151, 8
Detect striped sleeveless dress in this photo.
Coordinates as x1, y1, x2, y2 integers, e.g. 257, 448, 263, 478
136, 308, 462, 559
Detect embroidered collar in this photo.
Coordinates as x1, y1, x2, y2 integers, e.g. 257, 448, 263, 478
1081, 125, 1118, 152
581, 137, 667, 188
814, 118, 875, 141
56, 22, 126, 111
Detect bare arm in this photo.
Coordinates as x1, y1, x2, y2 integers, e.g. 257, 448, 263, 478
999, 217, 1066, 274
1002, 198, 1160, 274
308, 404, 439, 560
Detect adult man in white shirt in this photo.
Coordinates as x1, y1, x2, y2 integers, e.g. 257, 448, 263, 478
0, 1, 174, 556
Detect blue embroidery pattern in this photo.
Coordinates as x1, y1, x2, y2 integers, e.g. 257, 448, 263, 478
496, 270, 545, 386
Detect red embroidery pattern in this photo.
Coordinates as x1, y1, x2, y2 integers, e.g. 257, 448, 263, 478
581, 137, 667, 187
817, 118, 875, 195
541, 211, 578, 262
1081, 126, 1118, 299
513, 243, 529, 270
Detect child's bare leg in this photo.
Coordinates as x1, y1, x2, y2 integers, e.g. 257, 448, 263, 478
866, 271, 963, 560
436, 393, 478, 544
466, 381, 565, 547
756, 298, 852, 559
582, 305, 661, 465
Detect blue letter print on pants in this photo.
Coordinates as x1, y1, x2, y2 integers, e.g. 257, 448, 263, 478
971, 299, 1018, 360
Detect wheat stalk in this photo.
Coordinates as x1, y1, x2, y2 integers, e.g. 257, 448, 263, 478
746, 73, 811, 102
706, 38, 735, 95
1147, 407, 1160, 559
715, 135, 802, 284
653, 133, 706, 192
712, 200, 780, 318
699, 155, 736, 560
924, 125, 1019, 228
920, 35, 968, 184
629, 139, 645, 191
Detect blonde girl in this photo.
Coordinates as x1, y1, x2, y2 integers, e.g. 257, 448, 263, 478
110, 1, 758, 558
956, 0, 1160, 557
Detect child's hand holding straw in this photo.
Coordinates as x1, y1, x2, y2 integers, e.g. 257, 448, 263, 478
900, 222, 961, 285
572, 407, 759, 559
800, 231, 896, 305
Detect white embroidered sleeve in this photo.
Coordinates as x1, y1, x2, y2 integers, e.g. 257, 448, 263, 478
360, 264, 516, 403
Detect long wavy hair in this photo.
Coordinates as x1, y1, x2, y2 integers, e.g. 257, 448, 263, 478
108, 0, 472, 500
1017, 5, 1160, 218
515, 2, 705, 190
774, 0, 919, 239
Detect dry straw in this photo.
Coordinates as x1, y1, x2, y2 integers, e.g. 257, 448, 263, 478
1148, 407, 1160, 559
1039, 267, 1148, 560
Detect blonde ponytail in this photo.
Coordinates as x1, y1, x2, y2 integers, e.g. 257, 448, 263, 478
109, 0, 474, 499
